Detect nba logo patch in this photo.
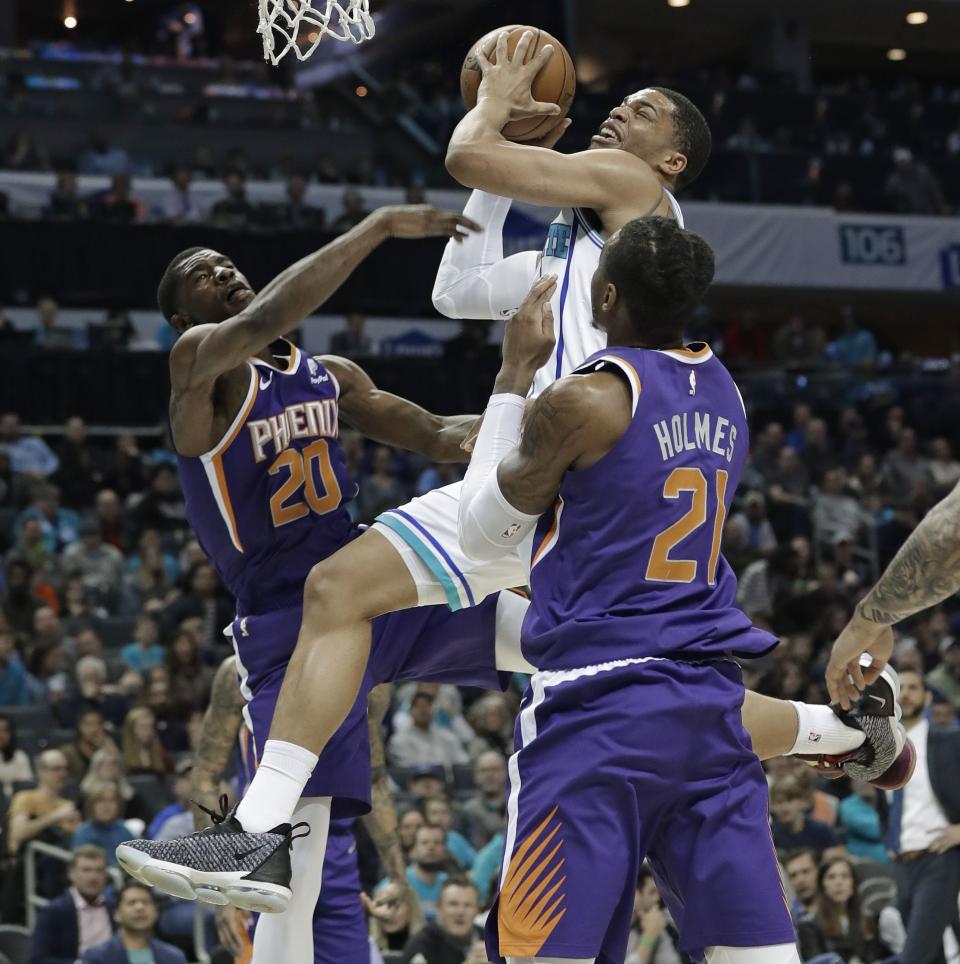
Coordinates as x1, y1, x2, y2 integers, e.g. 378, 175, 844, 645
502, 522, 522, 539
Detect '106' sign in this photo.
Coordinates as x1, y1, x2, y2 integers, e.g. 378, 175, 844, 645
839, 224, 906, 265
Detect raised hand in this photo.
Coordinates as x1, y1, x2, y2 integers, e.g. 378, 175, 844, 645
498, 274, 558, 387
476, 29, 563, 122
825, 615, 894, 709
378, 205, 481, 242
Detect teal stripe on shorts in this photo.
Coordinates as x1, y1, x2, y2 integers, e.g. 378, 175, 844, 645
375, 513, 465, 611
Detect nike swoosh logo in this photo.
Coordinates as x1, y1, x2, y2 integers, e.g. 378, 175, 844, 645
867, 694, 886, 707
259, 374, 273, 390
235, 844, 268, 862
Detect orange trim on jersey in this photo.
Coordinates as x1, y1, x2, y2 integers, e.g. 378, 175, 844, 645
506, 587, 530, 600
595, 354, 642, 403
248, 339, 299, 372
671, 343, 711, 358
498, 805, 567, 957
531, 498, 563, 568
212, 454, 243, 552
206, 377, 259, 553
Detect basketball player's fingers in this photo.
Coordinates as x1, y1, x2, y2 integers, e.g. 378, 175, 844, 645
495, 29, 510, 65
529, 42, 556, 74
475, 44, 491, 72
454, 214, 483, 233
848, 657, 867, 692
524, 98, 563, 116
513, 29, 536, 65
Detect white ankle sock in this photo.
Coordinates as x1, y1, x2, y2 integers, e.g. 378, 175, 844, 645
788, 702, 865, 756
236, 740, 319, 833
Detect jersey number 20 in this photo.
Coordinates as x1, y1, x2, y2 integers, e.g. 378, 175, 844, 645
646, 467, 728, 585
269, 439, 342, 527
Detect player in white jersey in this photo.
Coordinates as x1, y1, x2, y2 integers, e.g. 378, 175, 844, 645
166, 33, 904, 868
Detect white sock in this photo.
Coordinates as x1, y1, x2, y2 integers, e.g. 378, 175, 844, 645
787, 702, 865, 756
236, 740, 319, 833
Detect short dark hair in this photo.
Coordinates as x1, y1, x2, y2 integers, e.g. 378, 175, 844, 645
784, 847, 819, 869
439, 877, 480, 902
413, 822, 444, 843
70, 844, 107, 868
119, 880, 156, 904
604, 216, 715, 343
157, 246, 206, 323
652, 87, 711, 190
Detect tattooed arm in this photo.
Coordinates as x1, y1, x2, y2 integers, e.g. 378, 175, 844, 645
192, 655, 245, 829
826, 479, 960, 708
360, 684, 408, 885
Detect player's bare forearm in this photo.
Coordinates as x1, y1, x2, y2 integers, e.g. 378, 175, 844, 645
446, 100, 649, 211
324, 355, 476, 462
857, 480, 960, 625
175, 214, 392, 392
361, 685, 407, 882
191, 656, 245, 829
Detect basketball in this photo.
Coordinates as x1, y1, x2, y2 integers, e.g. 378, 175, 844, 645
460, 25, 576, 142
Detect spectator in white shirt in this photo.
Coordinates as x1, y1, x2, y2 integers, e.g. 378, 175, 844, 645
159, 166, 202, 223
388, 690, 469, 775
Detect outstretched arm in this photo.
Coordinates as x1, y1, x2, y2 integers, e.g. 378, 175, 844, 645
827, 479, 960, 708
361, 684, 407, 886
322, 355, 477, 462
191, 656, 246, 827
171, 206, 478, 394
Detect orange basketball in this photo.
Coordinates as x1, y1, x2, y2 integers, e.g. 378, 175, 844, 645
460, 25, 576, 142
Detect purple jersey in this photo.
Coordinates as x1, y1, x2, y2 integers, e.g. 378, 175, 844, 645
523, 344, 776, 670
177, 344, 360, 614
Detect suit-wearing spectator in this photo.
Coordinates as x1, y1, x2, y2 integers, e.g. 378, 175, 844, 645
81, 882, 187, 964
28, 845, 115, 964
885, 669, 960, 964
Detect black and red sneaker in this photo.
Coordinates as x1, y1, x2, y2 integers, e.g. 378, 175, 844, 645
797, 664, 915, 790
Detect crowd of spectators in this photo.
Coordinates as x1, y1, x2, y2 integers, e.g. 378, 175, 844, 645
4, 55, 960, 211
0, 351, 958, 962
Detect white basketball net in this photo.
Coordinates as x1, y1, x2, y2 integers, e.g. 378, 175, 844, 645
257, 0, 375, 65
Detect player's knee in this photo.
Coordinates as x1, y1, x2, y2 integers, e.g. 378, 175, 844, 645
303, 558, 362, 620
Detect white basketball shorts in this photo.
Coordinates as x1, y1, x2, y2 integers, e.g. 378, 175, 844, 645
372, 481, 532, 610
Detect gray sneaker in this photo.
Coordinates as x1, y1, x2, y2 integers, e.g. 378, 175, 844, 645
116, 795, 308, 913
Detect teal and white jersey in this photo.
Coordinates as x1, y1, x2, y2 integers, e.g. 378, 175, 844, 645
531, 190, 684, 398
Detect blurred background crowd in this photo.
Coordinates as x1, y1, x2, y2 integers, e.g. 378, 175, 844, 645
1, 0, 960, 962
